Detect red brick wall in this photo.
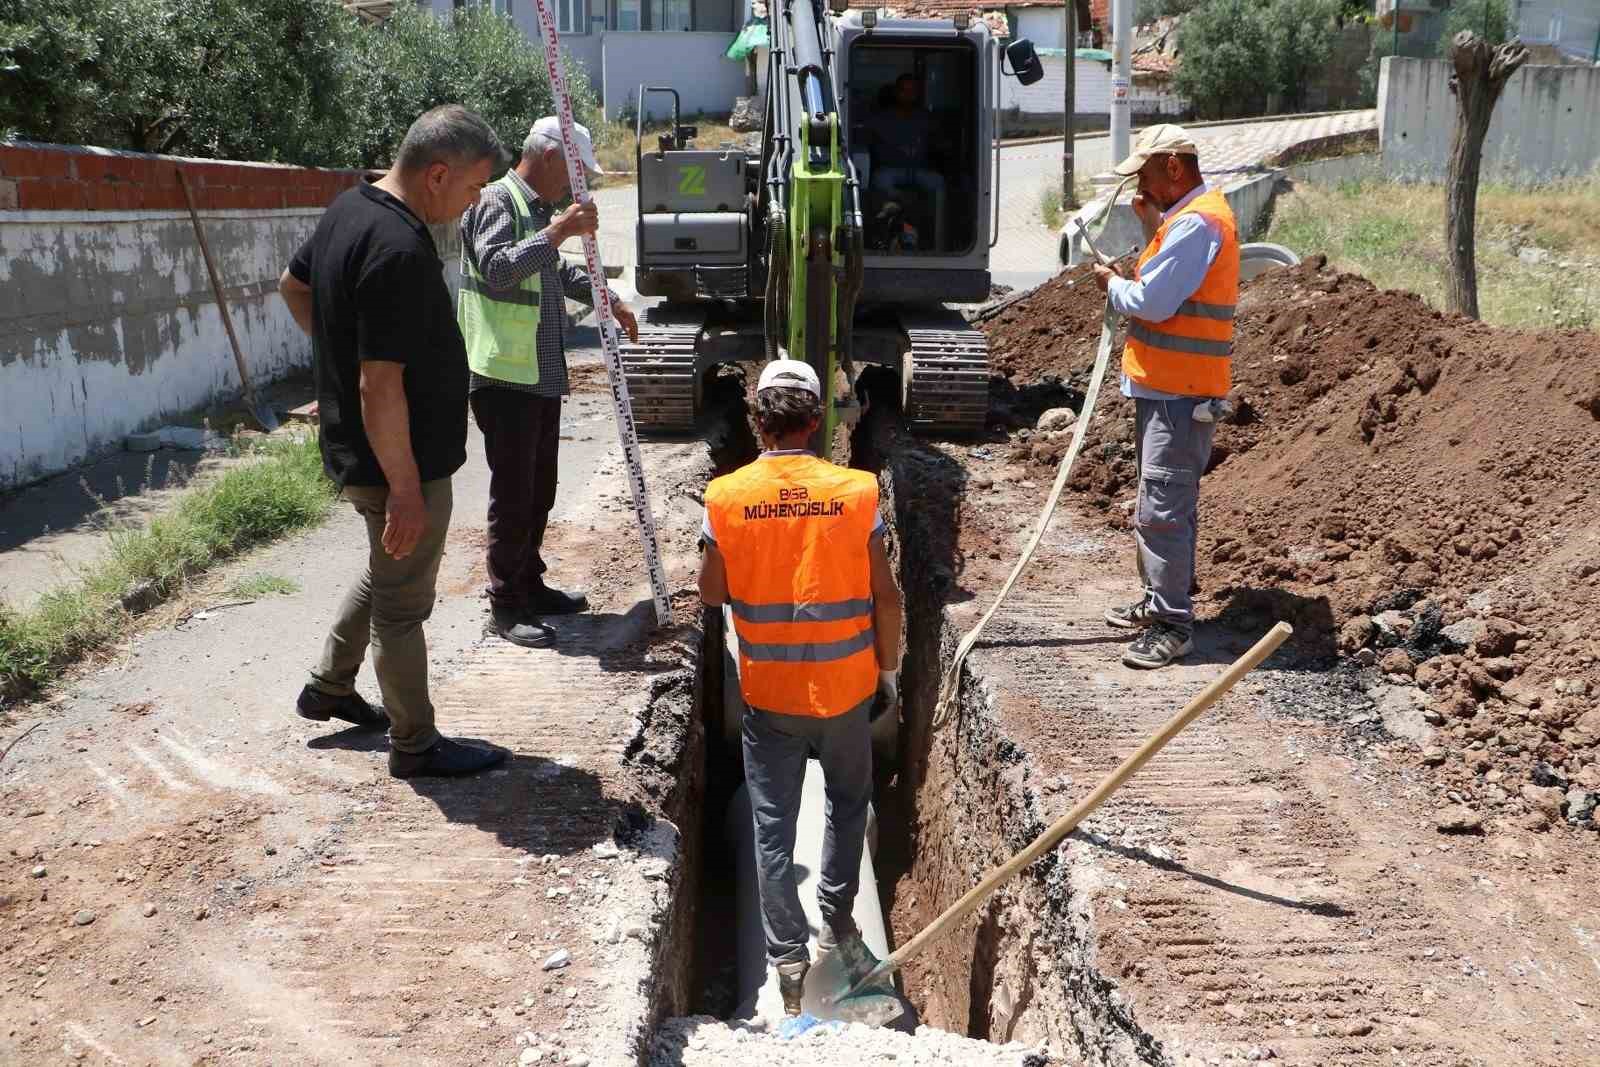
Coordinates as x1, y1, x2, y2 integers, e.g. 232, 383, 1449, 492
0, 143, 371, 213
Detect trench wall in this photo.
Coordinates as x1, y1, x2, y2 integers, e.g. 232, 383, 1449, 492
861, 403, 1166, 1063
0, 142, 367, 491
1378, 56, 1600, 183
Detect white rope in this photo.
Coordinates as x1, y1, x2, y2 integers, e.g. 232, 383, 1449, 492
931, 299, 1120, 728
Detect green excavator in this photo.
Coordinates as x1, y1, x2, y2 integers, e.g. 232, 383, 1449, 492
619, 1, 1043, 456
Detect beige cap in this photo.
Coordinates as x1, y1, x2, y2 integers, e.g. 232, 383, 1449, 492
1112, 123, 1199, 176
530, 116, 605, 176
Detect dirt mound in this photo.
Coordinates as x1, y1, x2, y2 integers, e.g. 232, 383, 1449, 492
978, 257, 1600, 818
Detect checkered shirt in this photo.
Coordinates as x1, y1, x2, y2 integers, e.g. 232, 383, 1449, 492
459, 169, 604, 397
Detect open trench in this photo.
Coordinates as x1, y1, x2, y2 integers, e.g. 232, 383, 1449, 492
640, 366, 1166, 1064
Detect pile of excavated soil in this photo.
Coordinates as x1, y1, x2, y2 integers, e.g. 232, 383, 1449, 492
977, 258, 1600, 827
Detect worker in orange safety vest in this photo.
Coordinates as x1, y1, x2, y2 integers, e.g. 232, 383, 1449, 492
1094, 124, 1240, 670
698, 359, 904, 1016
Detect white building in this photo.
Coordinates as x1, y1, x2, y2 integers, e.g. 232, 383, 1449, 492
422, 0, 751, 119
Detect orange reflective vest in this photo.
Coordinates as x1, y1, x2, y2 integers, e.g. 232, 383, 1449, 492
1122, 186, 1240, 399
704, 453, 880, 719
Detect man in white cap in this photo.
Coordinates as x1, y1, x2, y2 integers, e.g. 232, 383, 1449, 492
698, 360, 903, 1015
1093, 124, 1240, 669
459, 117, 638, 649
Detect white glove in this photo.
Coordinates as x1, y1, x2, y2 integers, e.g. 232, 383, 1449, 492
878, 669, 899, 707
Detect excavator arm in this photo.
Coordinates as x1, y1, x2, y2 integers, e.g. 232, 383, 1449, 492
762, 0, 864, 456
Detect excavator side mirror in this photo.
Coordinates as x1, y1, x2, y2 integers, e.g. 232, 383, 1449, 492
1006, 38, 1045, 86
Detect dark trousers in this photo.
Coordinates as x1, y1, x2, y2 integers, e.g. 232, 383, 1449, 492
469, 388, 562, 610
742, 702, 873, 966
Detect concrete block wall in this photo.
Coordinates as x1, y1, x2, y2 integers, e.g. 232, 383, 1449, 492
1378, 57, 1600, 183
0, 143, 368, 491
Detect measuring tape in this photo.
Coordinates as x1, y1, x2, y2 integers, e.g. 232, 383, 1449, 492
531, 0, 672, 627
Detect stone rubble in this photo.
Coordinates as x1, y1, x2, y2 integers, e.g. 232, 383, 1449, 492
649, 1015, 1072, 1066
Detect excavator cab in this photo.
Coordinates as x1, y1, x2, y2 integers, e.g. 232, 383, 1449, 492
622, 6, 1042, 447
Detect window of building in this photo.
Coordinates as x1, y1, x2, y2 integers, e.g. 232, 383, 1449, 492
651, 0, 691, 31
616, 0, 641, 30
559, 0, 584, 32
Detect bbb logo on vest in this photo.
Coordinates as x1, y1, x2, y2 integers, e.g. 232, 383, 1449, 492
743, 486, 847, 522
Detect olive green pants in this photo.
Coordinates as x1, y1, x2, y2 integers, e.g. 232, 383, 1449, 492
307, 478, 452, 754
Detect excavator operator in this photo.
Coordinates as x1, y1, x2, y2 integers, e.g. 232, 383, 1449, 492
866, 73, 947, 249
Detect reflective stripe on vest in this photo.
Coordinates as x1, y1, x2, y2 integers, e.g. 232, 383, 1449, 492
705, 453, 881, 719
1122, 186, 1240, 399
458, 174, 542, 386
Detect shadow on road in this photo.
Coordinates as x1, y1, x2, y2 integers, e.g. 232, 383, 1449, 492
1078, 830, 1354, 918
406, 740, 619, 858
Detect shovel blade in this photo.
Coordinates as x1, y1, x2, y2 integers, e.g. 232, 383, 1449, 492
802, 944, 904, 1028
251, 402, 281, 433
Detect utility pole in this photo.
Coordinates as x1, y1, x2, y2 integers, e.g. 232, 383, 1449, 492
1110, 0, 1132, 167
1063, 1, 1076, 208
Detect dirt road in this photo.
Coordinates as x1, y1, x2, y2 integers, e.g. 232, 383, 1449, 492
1, 359, 713, 1067
878, 417, 1600, 1067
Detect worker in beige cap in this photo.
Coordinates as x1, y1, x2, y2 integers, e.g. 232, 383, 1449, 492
459, 116, 639, 650
1092, 124, 1240, 669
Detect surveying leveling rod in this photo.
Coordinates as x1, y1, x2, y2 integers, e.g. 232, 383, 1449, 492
530, 0, 672, 627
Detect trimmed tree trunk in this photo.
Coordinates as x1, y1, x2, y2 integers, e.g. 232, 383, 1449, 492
1444, 30, 1528, 319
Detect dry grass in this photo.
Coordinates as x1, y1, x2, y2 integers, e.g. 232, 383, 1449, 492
590, 117, 750, 181
1267, 175, 1600, 331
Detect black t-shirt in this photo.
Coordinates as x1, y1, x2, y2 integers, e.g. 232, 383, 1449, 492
289, 183, 468, 489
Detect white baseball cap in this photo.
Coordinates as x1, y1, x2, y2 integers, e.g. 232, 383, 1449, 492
530, 116, 606, 176
1112, 123, 1200, 176
757, 359, 822, 400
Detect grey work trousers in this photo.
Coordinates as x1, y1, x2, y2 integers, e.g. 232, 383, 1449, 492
742, 701, 873, 966
307, 478, 452, 754
1133, 397, 1215, 633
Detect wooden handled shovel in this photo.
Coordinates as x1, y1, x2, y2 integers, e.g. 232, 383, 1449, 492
177, 167, 280, 433
834, 620, 1294, 1005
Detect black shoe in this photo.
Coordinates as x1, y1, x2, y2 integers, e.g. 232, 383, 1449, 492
296, 686, 389, 729
527, 583, 589, 615
388, 737, 508, 779
488, 605, 555, 648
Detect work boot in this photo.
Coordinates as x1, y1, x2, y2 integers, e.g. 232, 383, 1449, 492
1104, 595, 1158, 630
775, 959, 809, 1017
389, 737, 508, 779
1122, 622, 1194, 669
818, 923, 878, 989
296, 686, 389, 729
527, 582, 589, 615
488, 604, 556, 648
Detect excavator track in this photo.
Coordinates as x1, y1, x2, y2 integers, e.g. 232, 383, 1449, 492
901, 323, 990, 435
619, 323, 704, 434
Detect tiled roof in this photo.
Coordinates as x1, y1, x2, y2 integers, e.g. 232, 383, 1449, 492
882, 3, 1011, 35
888, 0, 1089, 17
1133, 50, 1178, 74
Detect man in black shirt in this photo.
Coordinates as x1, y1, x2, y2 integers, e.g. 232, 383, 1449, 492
278, 105, 508, 779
